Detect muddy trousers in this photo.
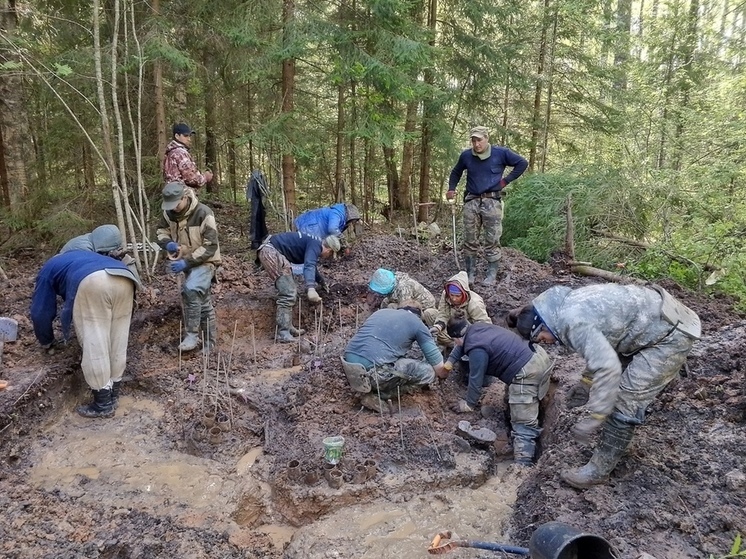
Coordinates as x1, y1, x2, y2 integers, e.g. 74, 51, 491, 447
508, 347, 553, 463
463, 197, 503, 262
369, 358, 436, 400
182, 264, 216, 346
72, 271, 134, 391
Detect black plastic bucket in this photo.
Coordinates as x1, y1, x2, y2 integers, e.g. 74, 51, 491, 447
529, 521, 618, 559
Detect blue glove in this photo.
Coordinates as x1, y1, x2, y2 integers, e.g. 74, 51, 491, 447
166, 241, 179, 253
169, 259, 188, 274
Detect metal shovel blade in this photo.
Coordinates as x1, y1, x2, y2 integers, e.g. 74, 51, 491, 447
0, 317, 18, 342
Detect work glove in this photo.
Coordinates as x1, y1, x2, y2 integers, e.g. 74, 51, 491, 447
165, 241, 179, 254
450, 399, 474, 413
307, 287, 322, 303
572, 415, 605, 445
169, 259, 188, 274
435, 361, 453, 380
429, 323, 444, 336
446, 190, 456, 200
567, 377, 592, 409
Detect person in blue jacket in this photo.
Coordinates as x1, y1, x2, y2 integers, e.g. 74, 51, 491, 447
257, 231, 340, 342
447, 126, 528, 286
30, 251, 140, 418
294, 203, 361, 241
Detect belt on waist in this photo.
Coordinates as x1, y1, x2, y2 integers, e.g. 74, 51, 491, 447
465, 191, 500, 201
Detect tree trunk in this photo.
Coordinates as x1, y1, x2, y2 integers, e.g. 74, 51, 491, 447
0, 0, 34, 211
348, 80, 358, 207
417, 0, 437, 223
335, 83, 345, 202
383, 145, 398, 211
152, 0, 166, 180
528, 0, 550, 172
613, 0, 632, 94
540, 6, 558, 173
398, 100, 418, 211
281, 0, 297, 216
204, 52, 218, 194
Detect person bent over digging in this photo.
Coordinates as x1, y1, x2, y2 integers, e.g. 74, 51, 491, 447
157, 181, 221, 353
509, 283, 700, 488
31, 251, 140, 418
441, 318, 553, 465
257, 231, 339, 343
342, 302, 446, 413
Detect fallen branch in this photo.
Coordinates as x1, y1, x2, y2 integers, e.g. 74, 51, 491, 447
570, 264, 644, 285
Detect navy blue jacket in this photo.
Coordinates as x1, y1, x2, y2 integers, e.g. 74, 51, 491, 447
449, 323, 535, 407
30, 251, 135, 346
268, 231, 325, 288
448, 145, 528, 198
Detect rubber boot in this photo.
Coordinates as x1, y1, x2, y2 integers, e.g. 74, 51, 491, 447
561, 417, 635, 488
77, 389, 115, 418
512, 424, 542, 465
200, 307, 218, 351
464, 255, 476, 286
179, 332, 200, 352
180, 298, 202, 352
276, 307, 298, 343
482, 260, 500, 286
111, 381, 121, 409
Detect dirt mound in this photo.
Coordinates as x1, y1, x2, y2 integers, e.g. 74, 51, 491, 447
0, 202, 744, 558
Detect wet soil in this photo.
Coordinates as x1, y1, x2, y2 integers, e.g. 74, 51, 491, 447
0, 203, 744, 558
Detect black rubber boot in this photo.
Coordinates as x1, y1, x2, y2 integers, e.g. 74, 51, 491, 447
111, 381, 121, 409
483, 260, 500, 286
77, 389, 115, 419
276, 307, 298, 343
512, 424, 542, 465
464, 255, 476, 286
561, 416, 635, 488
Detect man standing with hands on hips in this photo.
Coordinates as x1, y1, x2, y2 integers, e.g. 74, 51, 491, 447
447, 126, 527, 286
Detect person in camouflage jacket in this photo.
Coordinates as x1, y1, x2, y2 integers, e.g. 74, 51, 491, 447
367, 268, 437, 325
429, 271, 492, 349
156, 182, 221, 352
510, 283, 700, 489
162, 123, 213, 189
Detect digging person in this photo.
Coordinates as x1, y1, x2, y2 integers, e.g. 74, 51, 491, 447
341, 302, 446, 412
429, 271, 491, 352
256, 231, 339, 343
156, 181, 221, 352
60, 224, 139, 280
30, 250, 141, 418
509, 283, 700, 488
446, 126, 528, 285
440, 318, 553, 465
366, 268, 437, 325
294, 202, 362, 244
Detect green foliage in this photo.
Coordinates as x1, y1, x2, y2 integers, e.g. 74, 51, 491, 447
709, 533, 746, 559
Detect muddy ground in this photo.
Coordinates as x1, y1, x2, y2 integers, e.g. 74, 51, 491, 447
0, 202, 745, 559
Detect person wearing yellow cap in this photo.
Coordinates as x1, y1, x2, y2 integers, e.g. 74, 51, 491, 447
366, 268, 437, 325
447, 125, 528, 285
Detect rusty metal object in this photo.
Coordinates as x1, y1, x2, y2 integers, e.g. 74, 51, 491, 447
427, 531, 529, 556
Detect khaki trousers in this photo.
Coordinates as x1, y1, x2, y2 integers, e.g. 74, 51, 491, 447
72, 271, 134, 390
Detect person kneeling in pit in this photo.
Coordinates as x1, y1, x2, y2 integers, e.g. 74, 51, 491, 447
441, 317, 553, 465
366, 268, 438, 325
341, 301, 446, 413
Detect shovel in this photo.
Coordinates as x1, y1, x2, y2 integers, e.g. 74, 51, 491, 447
0, 316, 18, 377
427, 531, 529, 556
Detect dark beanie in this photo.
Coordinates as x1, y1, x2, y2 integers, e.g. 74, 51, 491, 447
513, 305, 538, 340
446, 317, 469, 339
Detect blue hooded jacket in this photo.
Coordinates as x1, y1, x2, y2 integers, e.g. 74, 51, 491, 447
294, 204, 347, 238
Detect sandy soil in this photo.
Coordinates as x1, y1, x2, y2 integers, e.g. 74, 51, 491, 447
0, 202, 744, 559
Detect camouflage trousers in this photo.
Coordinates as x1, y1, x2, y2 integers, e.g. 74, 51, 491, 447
463, 197, 503, 262
257, 243, 297, 308
591, 327, 694, 421
508, 346, 553, 428
369, 358, 436, 400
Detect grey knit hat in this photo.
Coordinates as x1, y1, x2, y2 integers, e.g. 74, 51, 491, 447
90, 224, 122, 253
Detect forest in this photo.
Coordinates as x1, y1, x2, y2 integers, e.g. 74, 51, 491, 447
1, 0, 745, 301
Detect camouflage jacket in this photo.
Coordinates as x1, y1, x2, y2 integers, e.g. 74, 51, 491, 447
532, 284, 699, 416
434, 271, 491, 327
382, 272, 436, 310
156, 188, 221, 268
163, 140, 207, 188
